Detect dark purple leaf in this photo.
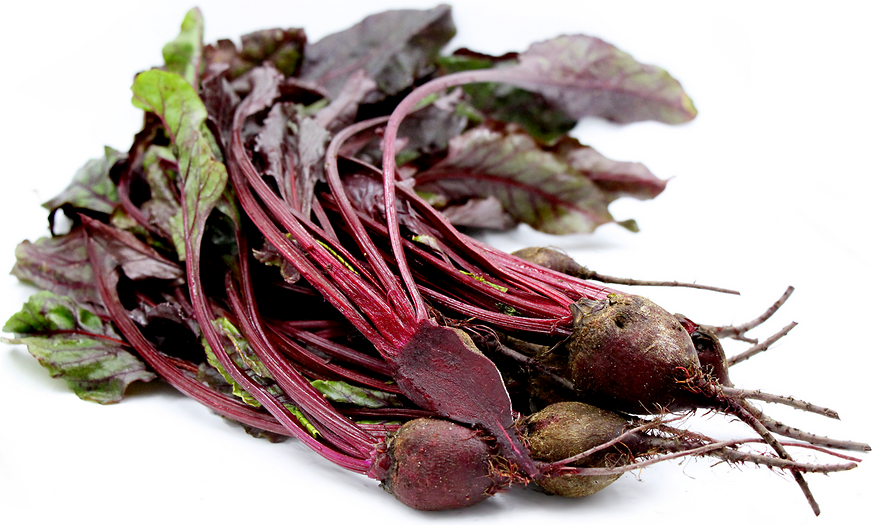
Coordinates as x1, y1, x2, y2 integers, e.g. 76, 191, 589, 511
556, 138, 667, 200
12, 227, 102, 307
341, 173, 426, 235
253, 240, 302, 284
129, 301, 199, 337
395, 89, 468, 162
299, 5, 455, 102
252, 90, 328, 220
201, 70, 241, 148
203, 39, 246, 78
439, 196, 515, 230
82, 216, 184, 283
204, 27, 306, 80
138, 145, 182, 242
438, 52, 575, 144
414, 125, 616, 234
254, 69, 373, 218
312, 70, 376, 132
255, 102, 299, 204
500, 34, 697, 124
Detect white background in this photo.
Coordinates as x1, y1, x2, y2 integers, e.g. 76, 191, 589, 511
0, 1, 869, 523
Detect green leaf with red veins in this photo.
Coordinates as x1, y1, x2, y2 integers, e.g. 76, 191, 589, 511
2, 291, 155, 404
310, 380, 403, 409
131, 69, 228, 261
139, 145, 182, 241
42, 146, 125, 233
212, 317, 272, 379
505, 34, 697, 124
299, 5, 455, 102
162, 7, 204, 87
414, 126, 616, 234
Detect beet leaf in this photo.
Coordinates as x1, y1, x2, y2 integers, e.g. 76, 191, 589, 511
553, 137, 667, 201
438, 53, 577, 144
310, 380, 403, 409
299, 5, 455, 102
2, 291, 155, 403
504, 34, 697, 124
12, 227, 103, 307
204, 27, 306, 80
414, 125, 617, 234
131, 68, 229, 261
162, 7, 204, 88
42, 147, 125, 233
83, 217, 184, 282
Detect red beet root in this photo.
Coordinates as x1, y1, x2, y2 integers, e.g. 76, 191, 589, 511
522, 402, 628, 497
564, 292, 864, 515
568, 293, 706, 413
383, 418, 497, 510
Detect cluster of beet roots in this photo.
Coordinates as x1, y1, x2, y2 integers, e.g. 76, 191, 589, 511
69, 62, 867, 515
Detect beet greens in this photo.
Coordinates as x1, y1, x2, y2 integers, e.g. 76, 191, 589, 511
3, 5, 865, 516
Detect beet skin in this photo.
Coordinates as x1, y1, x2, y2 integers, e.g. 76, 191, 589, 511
569, 294, 703, 413
523, 402, 628, 497
383, 418, 496, 510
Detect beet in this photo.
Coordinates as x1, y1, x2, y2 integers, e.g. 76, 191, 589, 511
522, 402, 628, 497
564, 292, 865, 515
568, 293, 705, 413
383, 418, 497, 510
512, 247, 586, 277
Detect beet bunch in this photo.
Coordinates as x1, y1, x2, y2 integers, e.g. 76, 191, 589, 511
3, 6, 866, 517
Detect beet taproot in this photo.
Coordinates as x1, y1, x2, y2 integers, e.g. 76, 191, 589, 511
568, 293, 706, 413
523, 402, 628, 497
383, 418, 497, 510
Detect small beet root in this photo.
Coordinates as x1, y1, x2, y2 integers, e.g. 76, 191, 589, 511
569, 294, 706, 413
523, 402, 629, 497
383, 418, 497, 511
512, 246, 586, 277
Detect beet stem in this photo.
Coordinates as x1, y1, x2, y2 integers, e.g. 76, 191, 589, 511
268, 321, 392, 377
324, 116, 413, 318
226, 267, 380, 452
83, 227, 349, 454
